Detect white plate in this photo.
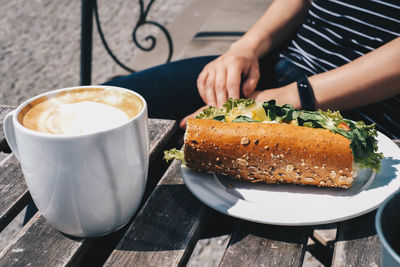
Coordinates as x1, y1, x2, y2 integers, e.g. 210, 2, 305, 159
181, 132, 400, 226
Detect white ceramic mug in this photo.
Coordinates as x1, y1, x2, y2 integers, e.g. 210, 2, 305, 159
3, 85, 149, 237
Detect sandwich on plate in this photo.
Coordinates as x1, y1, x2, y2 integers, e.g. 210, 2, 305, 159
165, 99, 383, 189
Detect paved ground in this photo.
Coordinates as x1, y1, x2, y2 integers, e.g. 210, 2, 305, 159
0, 0, 191, 106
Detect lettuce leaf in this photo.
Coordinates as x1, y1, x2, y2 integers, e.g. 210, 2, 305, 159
262, 100, 299, 122
231, 115, 260, 123
223, 98, 255, 112
196, 98, 257, 121
195, 99, 383, 172
264, 102, 383, 172
164, 148, 185, 164
196, 106, 226, 120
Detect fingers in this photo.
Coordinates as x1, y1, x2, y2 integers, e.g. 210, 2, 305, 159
215, 64, 228, 107
242, 63, 260, 97
197, 52, 259, 107
226, 65, 241, 100
205, 69, 217, 107
248, 90, 261, 101
179, 114, 191, 130
197, 65, 217, 107
198, 62, 241, 107
198, 64, 227, 108
196, 70, 208, 103
179, 105, 207, 129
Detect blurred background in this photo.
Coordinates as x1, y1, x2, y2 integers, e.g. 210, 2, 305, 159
0, 0, 191, 106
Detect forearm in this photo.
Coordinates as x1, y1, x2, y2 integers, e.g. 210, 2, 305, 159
231, 0, 310, 58
196, 0, 310, 108
310, 37, 400, 110
254, 37, 400, 110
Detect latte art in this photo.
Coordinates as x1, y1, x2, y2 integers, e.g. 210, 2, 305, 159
38, 101, 129, 135
19, 88, 143, 135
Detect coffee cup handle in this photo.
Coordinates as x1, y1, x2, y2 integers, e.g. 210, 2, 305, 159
3, 111, 20, 160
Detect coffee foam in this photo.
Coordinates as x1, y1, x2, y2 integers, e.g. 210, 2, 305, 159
19, 87, 143, 135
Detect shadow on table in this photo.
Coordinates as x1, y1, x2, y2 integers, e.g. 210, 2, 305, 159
335, 210, 378, 241
220, 220, 311, 266
233, 220, 311, 244
332, 157, 400, 242
79, 182, 208, 265
366, 156, 400, 191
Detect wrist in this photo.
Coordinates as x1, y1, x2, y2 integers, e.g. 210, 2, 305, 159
296, 77, 316, 111
230, 41, 257, 59
251, 83, 301, 109
275, 83, 301, 109
230, 36, 270, 58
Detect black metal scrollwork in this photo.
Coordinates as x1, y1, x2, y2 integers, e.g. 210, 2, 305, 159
93, 0, 173, 73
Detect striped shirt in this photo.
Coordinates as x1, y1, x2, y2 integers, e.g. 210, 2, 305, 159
280, 0, 400, 75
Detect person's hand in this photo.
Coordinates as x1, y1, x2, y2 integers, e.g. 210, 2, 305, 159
248, 90, 271, 103
248, 84, 301, 109
197, 46, 260, 108
179, 105, 207, 129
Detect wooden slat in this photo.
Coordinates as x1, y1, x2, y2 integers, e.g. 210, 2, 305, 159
0, 119, 177, 266
0, 155, 30, 232
0, 106, 15, 152
148, 119, 178, 164
219, 221, 310, 267
332, 140, 400, 266
0, 213, 93, 266
104, 159, 209, 267
332, 211, 380, 267
313, 227, 337, 247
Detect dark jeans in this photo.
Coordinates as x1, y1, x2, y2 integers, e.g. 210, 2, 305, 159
23, 55, 307, 224
103, 55, 308, 121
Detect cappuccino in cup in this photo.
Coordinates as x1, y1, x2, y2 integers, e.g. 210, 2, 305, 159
3, 85, 149, 237
18, 87, 143, 135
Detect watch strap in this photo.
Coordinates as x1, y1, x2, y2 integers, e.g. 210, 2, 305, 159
297, 77, 316, 111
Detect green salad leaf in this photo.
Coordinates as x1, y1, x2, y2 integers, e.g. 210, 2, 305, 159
213, 115, 226, 122
196, 98, 256, 120
164, 148, 185, 164
262, 100, 299, 123
194, 98, 383, 172
231, 115, 260, 123
223, 98, 255, 112
196, 106, 226, 120
262, 101, 383, 172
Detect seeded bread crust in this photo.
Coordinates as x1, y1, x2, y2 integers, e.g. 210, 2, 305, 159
184, 119, 354, 189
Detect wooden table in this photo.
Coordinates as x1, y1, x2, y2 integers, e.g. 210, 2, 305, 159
0, 104, 397, 266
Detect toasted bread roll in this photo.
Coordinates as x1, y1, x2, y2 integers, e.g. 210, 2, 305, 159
184, 119, 354, 188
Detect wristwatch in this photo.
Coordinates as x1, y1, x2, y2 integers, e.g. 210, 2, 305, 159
297, 77, 316, 111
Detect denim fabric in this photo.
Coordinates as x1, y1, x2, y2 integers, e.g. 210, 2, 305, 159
103, 55, 307, 121
274, 57, 308, 86
103, 56, 217, 120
